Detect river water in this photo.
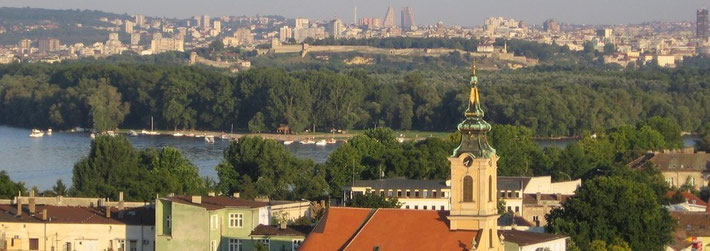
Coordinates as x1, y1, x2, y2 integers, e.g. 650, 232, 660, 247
0, 125, 699, 190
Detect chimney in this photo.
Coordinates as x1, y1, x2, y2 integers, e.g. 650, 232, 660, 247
105, 206, 112, 218
42, 209, 48, 221
536, 192, 542, 205
118, 192, 125, 210
191, 196, 202, 204
29, 189, 35, 198
279, 221, 287, 230
556, 193, 562, 202
119, 191, 124, 201
29, 198, 36, 214
16, 199, 22, 216
233, 192, 240, 198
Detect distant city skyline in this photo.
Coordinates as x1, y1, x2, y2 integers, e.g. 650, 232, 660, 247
0, 0, 707, 26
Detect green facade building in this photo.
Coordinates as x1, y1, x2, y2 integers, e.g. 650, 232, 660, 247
155, 195, 306, 251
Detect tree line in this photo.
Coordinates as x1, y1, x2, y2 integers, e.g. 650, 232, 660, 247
1, 62, 710, 136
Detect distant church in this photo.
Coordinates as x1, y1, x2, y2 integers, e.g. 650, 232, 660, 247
299, 65, 564, 250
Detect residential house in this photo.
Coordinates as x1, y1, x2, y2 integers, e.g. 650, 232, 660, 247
498, 176, 580, 218
155, 195, 307, 251
0, 198, 154, 251
630, 148, 710, 191
500, 230, 568, 251
342, 178, 451, 210
668, 212, 710, 250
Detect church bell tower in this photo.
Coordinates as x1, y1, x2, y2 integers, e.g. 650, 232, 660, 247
448, 64, 502, 250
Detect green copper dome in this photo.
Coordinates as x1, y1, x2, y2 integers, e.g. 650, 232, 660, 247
453, 64, 496, 158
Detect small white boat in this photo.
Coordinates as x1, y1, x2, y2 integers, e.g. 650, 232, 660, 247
29, 129, 44, 138
315, 140, 327, 146
205, 135, 215, 143
186, 133, 195, 137
299, 139, 315, 145
397, 137, 405, 143
220, 134, 230, 140
141, 129, 149, 135
47, 129, 52, 135
283, 140, 294, 145
327, 138, 336, 144
195, 134, 205, 138
129, 130, 139, 136
90, 133, 96, 139
173, 132, 184, 137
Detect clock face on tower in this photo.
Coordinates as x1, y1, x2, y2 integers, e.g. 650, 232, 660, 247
463, 156, 473, 167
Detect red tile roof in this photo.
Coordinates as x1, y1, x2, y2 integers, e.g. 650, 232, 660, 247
299, 207, 373, 251
300, 207, 477, 251
0, 204, 154, 225
666, 191, 708, 207
344, 208, 477, 251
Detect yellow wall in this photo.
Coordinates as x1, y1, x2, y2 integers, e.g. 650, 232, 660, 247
0, 221, 154, 251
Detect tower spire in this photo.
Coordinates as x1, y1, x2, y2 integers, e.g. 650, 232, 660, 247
453, 62, 495, 158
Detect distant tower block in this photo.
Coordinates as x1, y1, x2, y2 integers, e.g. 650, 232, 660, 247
401, 7, 416, 31
698, 9, 709, 40
383, 5, 395, 27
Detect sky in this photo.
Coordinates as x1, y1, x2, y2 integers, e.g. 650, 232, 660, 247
0, 0, 707, 26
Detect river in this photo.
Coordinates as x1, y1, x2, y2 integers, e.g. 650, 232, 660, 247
0, 125, 700, 190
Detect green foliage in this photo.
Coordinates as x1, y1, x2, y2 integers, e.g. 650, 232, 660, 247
0, 171, 26, 199
88, 80, 130, 131
349, 193, 400, 208
52, 179, 67, 196
696, 122, 710, 152
216, 136, 327, 200
546, 176, 675, 250
71, 135, 206, 201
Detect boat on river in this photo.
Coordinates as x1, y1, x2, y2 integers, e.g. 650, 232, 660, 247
205, 135, 215, 143
315, 140, 327, 146
283, 140, 294, 145
299, 139, 315, 144
29, 129, 44, 138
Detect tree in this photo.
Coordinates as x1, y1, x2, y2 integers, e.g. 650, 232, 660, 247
349, 193, 400, 208
0, 171, 26, 199
140, 147, 207, 196
216, 136, 326, 200
696, 122, 710, 152
546, 176, 674, 250
53, 179, 67, 196
248, 112, 267, 133
642, 116, 683, 149
87, 81, 130, 132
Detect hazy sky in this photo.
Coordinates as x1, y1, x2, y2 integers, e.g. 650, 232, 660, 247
0, 0, 707, 26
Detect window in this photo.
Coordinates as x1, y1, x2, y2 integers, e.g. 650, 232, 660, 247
29, 238, 39, 250
210, 240, 217, 251
423, 190, 428, 198
256, 239, 270, 250
406, 191, 411, 197
388, 190, 393, 197
64, 242, 71, 251
666, 177, 675, 187
514, 191, 519, 198
414, 205, 418, 210
532, 216, 539, 222
515, 206, 519, 212
440, 206, 445, 210
405, 205, 410, 209
380, 191, 385, 197
414, 191, 420, 198
432, 191, 438, 198
507, 191, 513, 198
689, 177, 696, 186
423, 206, 427, 210
687, 225, 693, 230
489, 229, 493, 248
432, 206, 436, 210
292, 239, 303, 251
211, 215, 219, 230
500, 192, 506, 198
228, 239, 242, 251
129, 240, 137, 251
397, 191, 402, 197
229, 213, 243, 228
463, 176, 473, 202
166, 215, 172, 230
507, 206, 511, 212
118, 240, 126, 251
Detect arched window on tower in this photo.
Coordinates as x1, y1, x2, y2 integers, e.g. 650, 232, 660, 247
488, 175, 493, 202
463, 176, 473, 202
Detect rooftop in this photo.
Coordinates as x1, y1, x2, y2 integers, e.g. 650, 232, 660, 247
164, 195, 269, 211
630, 149, 710, 172
346, 178, 449, 190
0, 204, 154, 226
499, 230, 567, 246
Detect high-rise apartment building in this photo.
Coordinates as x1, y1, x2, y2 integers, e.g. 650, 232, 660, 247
151, 33, 184, 54
38, 38, 60, 52
125, 21, 134, 34
401, 7, 416, 31
383, 6, 395, 28
698, 9, 709, 40
295, 18, 310, 29
329, 19, 344, 38
543, 19, 561, 33
18, 39, 32, 50
135, 15, 145, 27
202, 15, 211, 29
130, 33, 141, 46
279, 26, 293, 42
213, 20, 221, 34
359, 18, 382, 29
193, 16, 202, 27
